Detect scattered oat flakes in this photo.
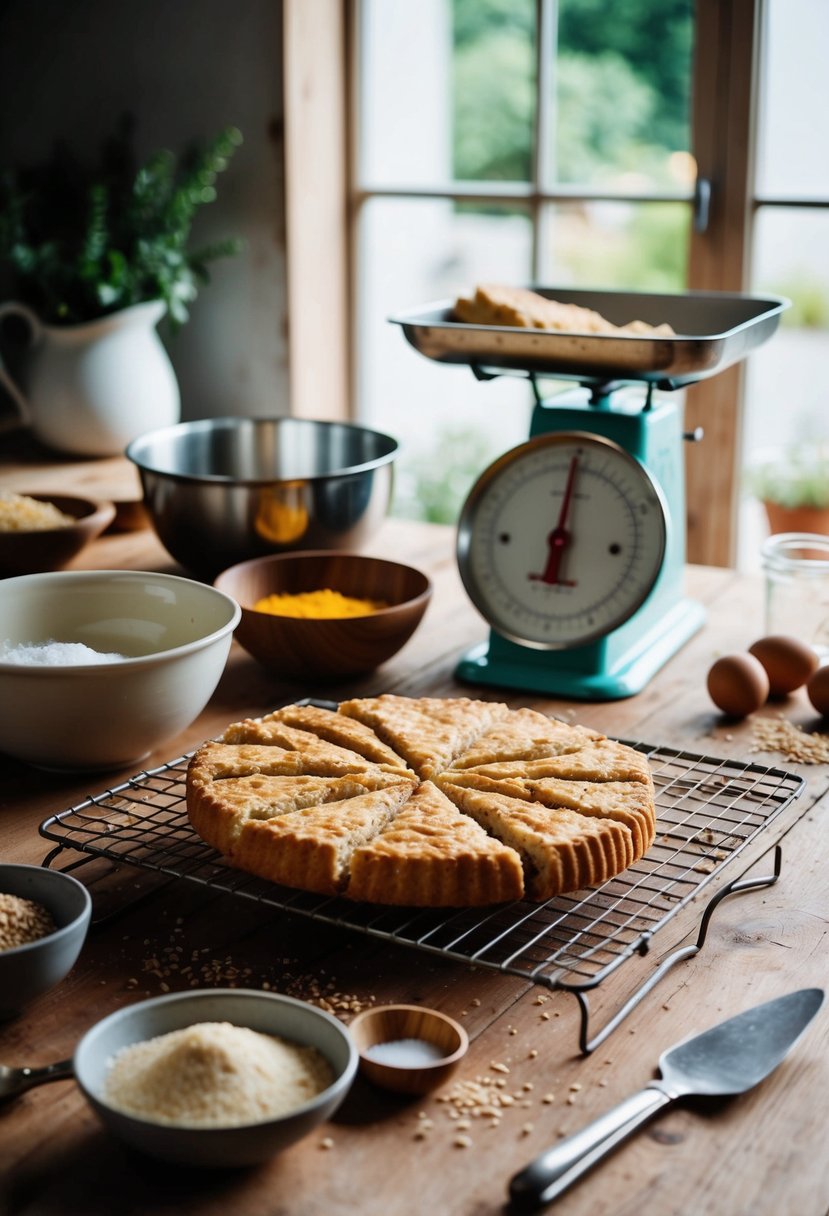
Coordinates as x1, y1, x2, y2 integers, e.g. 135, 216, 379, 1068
454, 1135, 472, 1149
751, 715, 829, 764
319, 1137, 334, 1150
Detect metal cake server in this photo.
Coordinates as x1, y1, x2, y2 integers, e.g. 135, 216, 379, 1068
509, 987, 824, 1211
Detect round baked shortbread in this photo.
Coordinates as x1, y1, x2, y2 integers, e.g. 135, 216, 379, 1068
186, 697, 656, 906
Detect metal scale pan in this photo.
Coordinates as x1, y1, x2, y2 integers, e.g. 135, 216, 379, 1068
389, 286, 788, 389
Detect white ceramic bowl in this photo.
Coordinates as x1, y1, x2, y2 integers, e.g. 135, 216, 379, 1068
0, 864, 92, 1020
0, 570, 241, 771
73, 989, 358, 1167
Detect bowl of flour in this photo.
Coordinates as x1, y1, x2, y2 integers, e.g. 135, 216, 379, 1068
73, 988, 358, 1166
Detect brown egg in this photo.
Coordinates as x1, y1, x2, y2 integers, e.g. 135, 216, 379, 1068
706, 653, 770, 718
806, 664, 829, 717
748, 635, 819, 697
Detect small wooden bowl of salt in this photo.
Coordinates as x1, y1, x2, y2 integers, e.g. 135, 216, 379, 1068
349, 1004, 468, 1096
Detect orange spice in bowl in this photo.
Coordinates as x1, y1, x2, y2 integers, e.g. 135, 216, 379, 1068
253, 589, 388, 619
213, 551, 432, 680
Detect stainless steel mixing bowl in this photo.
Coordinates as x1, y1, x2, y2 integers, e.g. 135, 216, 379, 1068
126, 417, 399, 577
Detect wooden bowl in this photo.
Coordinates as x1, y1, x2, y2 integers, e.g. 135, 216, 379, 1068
0, 493, 116, 576
348, 1004, 468, 1096
213, 551, 432, 681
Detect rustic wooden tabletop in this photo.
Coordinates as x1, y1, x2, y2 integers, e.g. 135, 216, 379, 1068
1, 453, 827, 1216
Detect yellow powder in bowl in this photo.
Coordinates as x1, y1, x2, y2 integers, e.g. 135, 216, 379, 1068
254, 589, 388, 619
102, 1021, 335, 1127
0, 493, 74, 531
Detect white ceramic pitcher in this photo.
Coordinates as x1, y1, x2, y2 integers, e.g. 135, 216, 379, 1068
0, 299, 180, 457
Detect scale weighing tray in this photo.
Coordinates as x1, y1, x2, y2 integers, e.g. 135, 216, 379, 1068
390, 286, 788, 388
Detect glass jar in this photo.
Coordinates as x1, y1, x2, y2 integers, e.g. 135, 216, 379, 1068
761, 532, 829, 655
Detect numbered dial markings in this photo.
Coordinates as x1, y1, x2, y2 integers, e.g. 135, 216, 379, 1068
457, 432, 667, 648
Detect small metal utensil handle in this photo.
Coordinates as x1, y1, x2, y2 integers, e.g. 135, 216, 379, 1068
509, 1083, 673, 1211
2, 1058, 74, 1099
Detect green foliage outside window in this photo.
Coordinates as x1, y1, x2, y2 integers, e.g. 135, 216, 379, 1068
393, 425, 500, 525
452, 0, 693, 186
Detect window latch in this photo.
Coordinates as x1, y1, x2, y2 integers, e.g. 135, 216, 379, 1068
693, 177, 712, 234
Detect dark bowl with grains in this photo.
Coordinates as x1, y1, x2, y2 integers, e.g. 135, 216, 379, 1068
0, 864, 92, 1019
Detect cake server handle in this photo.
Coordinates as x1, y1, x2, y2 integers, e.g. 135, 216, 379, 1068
508, 1083, 672, 1210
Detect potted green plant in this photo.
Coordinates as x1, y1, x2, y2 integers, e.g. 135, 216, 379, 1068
745, 444, 829, 536
0, 119, 243, 457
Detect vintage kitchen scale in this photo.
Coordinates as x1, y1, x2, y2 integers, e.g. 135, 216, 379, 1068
392, 287, 787, 699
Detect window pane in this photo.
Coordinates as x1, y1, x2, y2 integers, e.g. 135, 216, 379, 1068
739, 206, 829, 566
538, 201, 690, 291
359, 0, 535, 189
756, 0, 829, 198
550, 0, 694, 190
452, 0, 535, 183
358, 0, 454, 188
356, 199, 534, 523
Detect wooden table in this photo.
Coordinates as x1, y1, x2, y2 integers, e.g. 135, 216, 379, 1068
1, 457, 828, 1216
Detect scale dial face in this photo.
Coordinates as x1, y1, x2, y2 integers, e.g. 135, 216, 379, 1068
457, 431, 668, 649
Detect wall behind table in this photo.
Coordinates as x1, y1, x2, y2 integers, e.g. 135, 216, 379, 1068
0, 0, 289, 425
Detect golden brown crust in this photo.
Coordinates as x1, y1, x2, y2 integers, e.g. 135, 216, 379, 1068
185, 698, 655, 905
448, 707, 604, 769
346, 782, 524, 906
231, 784, 414, 896
437, 774, 655, 858
454, 285, 675, 337
186, 741, 414, 859
443, 785, 633, 900
447, 738, 653, 786
226, 705, 413, 775
339, 694, 509, 780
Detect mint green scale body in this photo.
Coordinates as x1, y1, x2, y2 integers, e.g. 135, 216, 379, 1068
456, 386, 706, 700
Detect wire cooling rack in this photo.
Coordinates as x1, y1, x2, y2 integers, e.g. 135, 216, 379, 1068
40, 739, 803, 1010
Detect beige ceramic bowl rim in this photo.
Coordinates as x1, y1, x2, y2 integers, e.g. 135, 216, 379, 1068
2, 491, 116, 532
215, 551, 433, 618
0, 569, 241, 672
0, 862, 92, 958
75, 987, 359, 1129
350, 1003, 470, 1069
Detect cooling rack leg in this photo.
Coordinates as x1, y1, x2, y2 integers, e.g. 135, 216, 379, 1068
567, 845, 783, 1055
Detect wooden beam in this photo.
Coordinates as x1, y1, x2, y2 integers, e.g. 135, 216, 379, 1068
685, 0, 759, 566
283, 0, 350, 420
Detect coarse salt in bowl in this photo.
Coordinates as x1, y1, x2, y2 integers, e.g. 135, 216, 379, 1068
0, 569, 241, 771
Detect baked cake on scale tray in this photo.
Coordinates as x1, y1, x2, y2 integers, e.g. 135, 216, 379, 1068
186, 696, 656, 907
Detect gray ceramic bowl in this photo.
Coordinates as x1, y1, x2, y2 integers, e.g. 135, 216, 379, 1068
0, 864, 92, 1020
73, 989, 358, 1167
126, 417, 399, 578
0, 569, 241, 771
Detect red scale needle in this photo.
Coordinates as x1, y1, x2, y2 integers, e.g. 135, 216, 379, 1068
530, 454, 579, 586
